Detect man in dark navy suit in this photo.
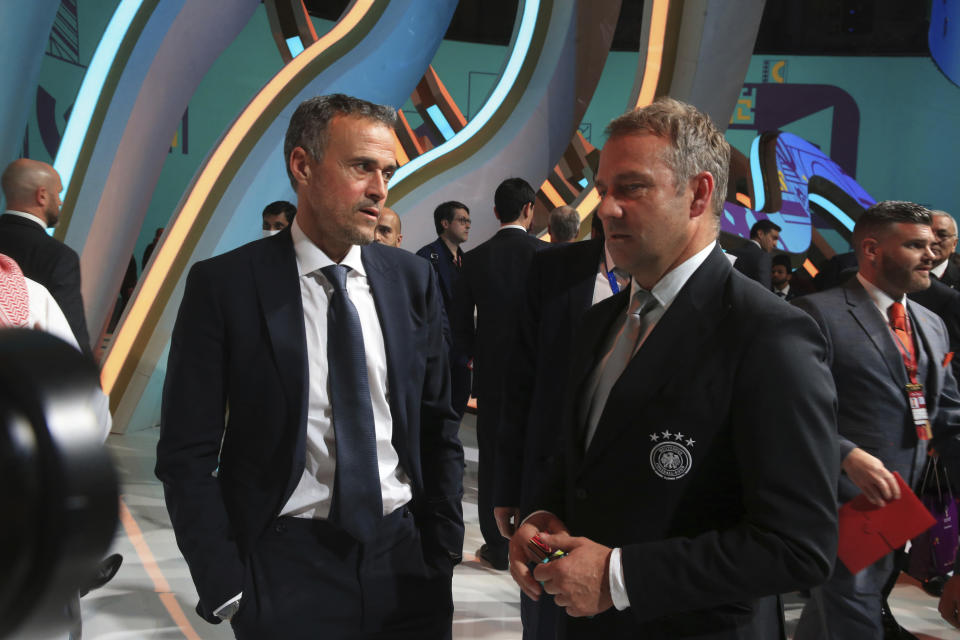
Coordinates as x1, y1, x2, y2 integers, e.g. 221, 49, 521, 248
510, 98, 838, 639
417, 202, 471, 415
452, 178, 548, 570
157, 94, 464, 639
0, 159, 91, 354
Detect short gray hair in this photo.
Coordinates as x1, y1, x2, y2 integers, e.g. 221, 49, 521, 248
548, 205, 580, 242
283, 94, 397, 189
605, 97, 730, 218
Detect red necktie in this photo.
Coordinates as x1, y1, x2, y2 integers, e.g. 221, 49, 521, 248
888, 302, 915, 362
0, 253, 30, 327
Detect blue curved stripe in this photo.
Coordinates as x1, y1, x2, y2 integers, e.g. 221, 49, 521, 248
53, 0, 145, 199
808, 193, 855, 231
390, 0, 539, 186
749, 135, 765, 212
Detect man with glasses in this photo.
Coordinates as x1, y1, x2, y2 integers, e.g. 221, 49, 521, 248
930, 211, 959, 288
418, 201, 472, 417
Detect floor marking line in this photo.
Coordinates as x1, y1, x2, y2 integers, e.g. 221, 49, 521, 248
119, 497, 202, 639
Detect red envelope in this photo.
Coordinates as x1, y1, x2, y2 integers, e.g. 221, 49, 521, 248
837, 472, 937, 575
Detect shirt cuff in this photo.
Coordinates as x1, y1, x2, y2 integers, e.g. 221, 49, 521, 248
608, 548, 630, 610
213, 592, 242, 618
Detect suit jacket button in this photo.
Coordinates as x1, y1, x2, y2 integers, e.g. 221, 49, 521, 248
274, 521, 286, 533
575, 488, 587, 500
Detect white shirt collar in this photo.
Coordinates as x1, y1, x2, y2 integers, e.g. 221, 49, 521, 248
856, 272, 906, 317
4, 209, 47, 230
290, 217, 366, 278
631, 241, 716, 311
500, 224, 528, 233
749, 239, 761, 249
932, 259, 949, 279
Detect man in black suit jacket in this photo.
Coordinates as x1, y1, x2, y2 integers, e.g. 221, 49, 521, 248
771, 253, 797, 300
494, 236, 616, 639
510, 98, 839, 639
417, 201, 471, 415
0, 159, 91, 354
156, 95, 464, 639
728, 219, 780, 289
930, 210, 960, 288
452, 178, 548, 569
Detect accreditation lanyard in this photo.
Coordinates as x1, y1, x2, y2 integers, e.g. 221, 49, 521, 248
602, 254, 620, 295
890, 314, 933, 440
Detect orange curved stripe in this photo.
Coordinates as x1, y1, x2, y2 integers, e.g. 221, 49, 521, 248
102, 0, 376, 395
635, 0, 670, 108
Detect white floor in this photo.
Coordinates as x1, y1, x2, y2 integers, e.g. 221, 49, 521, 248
69, 415, 958, 639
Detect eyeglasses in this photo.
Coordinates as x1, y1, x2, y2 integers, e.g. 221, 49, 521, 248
454, 217, 471, 225
934, 230, 957, 240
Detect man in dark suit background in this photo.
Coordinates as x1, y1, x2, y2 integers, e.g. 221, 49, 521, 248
494, 232, 630, 639
509, 98, 839, 639
771, 253, 797, 300
452, 178, 548, 570
0, 158, 91, 355
728, 219, 780, 289
157, 94, 464, 639
417, 201, 471, 415
930, 210, 960, 288
793, 201, 960, 639
546, 205, 580, 243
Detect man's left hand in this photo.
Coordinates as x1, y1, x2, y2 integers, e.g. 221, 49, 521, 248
532, 532, 614, 618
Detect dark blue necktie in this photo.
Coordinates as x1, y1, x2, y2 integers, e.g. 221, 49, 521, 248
320, 264, 381, 541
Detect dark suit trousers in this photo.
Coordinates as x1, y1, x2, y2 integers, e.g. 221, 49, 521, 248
794, 553, 895, 640
476, 395, 508, 562
230, 507, 453, 640
558, 595, 784, 639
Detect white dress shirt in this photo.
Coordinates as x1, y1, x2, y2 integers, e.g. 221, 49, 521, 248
932, 259, 950, 279
279, 219, 412, 519
592, 243, 628, 305
856, 272, 908, 320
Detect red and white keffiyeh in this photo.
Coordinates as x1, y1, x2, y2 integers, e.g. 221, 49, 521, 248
0, 253, 30, 327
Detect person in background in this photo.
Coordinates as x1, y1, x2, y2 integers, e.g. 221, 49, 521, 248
262, 200, 296, 237
373, 206, 402, 247
547, 205, 580, 243
728, 219, 780, 288
0, 159, 91, 355
771, 253, 796, 300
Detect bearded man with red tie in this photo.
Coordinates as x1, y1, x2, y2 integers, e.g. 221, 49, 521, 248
793, 201, 960, 639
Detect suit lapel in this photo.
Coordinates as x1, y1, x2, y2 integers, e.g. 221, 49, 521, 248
581, 246, 731, 467
909, 301, 943, 404
844, 280, 909, 388
252, 231, 310, 499
361, 245, 406, 450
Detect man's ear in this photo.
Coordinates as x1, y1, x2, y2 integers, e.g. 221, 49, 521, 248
35, 185, 48, 208
688, 171, 714, 219
289, 147, 311, 186
861, 237, 880, 263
